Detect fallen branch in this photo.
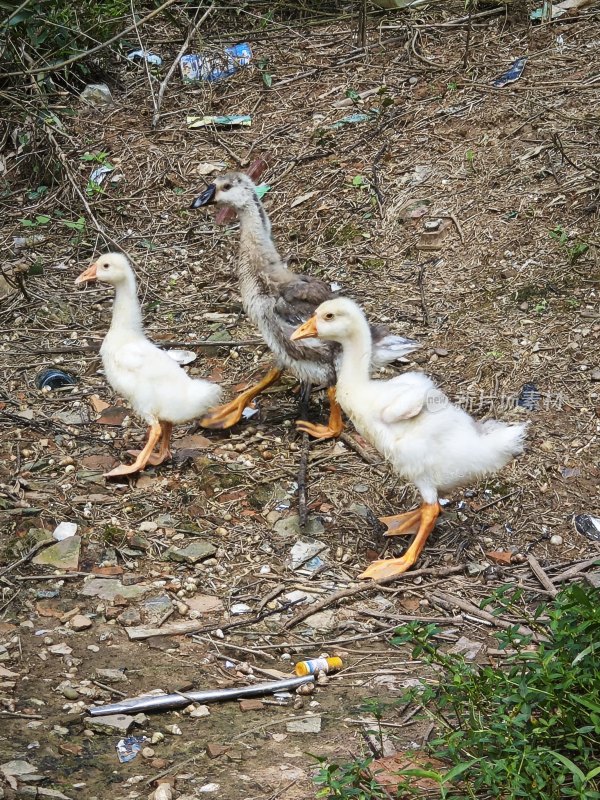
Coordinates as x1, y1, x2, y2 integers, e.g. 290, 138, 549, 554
527, 554, 558, 597
152, 3, 215, 130
283, 565, 465, 629
0, 539, 54, 580
431, 590, 544, 640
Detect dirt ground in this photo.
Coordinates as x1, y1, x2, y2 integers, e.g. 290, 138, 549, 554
1, 2, 599, 798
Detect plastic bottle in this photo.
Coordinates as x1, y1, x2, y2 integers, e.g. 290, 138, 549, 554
294, 657, 343, 677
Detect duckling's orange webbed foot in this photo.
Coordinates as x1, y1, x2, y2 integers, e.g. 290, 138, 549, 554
360, 502, 441, 580
200, 368, 282, 430
104, 422, 162, 478
126, 423, 173, 466
379, 508, 422, 536
295, 387, 344, 440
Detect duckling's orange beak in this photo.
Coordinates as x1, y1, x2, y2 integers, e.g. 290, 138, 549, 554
291, 315, 319, 341
75, 262, 98, 285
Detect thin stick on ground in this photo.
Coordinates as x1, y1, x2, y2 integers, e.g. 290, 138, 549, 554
152, 3, 215, 130
283, 565, 465, 629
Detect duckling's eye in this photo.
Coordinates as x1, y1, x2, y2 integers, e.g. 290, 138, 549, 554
222, 183, 232, 191
324, 313, 334, 320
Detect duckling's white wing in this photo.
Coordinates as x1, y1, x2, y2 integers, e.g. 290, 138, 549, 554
379, 373, 435, 424
111, 339, 180, 381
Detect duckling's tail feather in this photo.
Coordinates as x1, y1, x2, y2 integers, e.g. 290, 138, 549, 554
477, 419, 528, 471
188, 379, 223, 417
372, 334, 421, 366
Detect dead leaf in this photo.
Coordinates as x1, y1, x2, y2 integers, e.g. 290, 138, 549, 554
400, 597, 421, 612
96, 405, 129, 425
80, 454, 119, 471
92, 565, 124, 576
177, 433, 212, 450
486, 550, 513, 565
291, 190, 318, 208
89, 394, 110, 413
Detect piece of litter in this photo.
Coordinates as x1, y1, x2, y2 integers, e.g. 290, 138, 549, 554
574, 514, 600, 542
230, 603, 252, 615
89, 165, 114, 186
126, 49, 162, 66
187, 115, 251, 128
166, 349, 197, 365
289, 539, 328, 571
493, 57, 527, 88
331, 112, 375, 129
181, 43, 252, 83
53, 522, 77, 541
116, 736, 145, 763
517, 382, 540, 411
199, 784, 220, 793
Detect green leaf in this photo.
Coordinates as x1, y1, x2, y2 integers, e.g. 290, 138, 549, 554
549, 751, 586, 783
35, 215, 51, 224
262, 72, 272, 88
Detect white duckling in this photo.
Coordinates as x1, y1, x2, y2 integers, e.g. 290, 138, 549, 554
191, 173, 419, 439
291, 298, 528, 580
75, 253, 222, 477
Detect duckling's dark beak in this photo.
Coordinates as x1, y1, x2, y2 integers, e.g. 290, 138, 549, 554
191, 184, 216, 208
291, 316, 319, 341
75, 262, 98, 285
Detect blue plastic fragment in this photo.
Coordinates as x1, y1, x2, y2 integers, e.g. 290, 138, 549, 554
116, 736, 146, 763
517, 382, 540, 411
493, 57, 527, 88
181, 43, 252, 83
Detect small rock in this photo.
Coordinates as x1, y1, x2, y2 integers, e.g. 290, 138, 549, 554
151, 732, 165, 744
550, 534, 563, 546
434, 348, 449, 357
286, 715, 322, 734
122, 573, 144, 586
117, 607, 141, 627
95, 668, 127, 683
139, 520, 158, 533
186, 595, 224, 614
0, 760, 42, 783
590, 369, 600, 382
61, 687, 79, 700
80, 83, 113, 108
164, 541, 217, 564
165, 724, 181, 735
70, 615, 92, 632
151, 758, 168, 769
32, 537, 81, 570
303, 610, 337, 631
142, 594, 173, 625
80, 578, 150, 602
86, 714, 135, 734
141, 747, 155, 759
190, 705, 210, 718
273, 515, 325, 539
239, 699, 264, 712
48, 643, 73, 656
206, 743, 227, 759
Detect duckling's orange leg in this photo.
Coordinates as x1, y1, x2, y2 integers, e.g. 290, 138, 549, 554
127, 422, 173, 466
105, 423, 162, 477
199, 368, 283, 430
295, 387, 344, 440
359, 502, 441, 580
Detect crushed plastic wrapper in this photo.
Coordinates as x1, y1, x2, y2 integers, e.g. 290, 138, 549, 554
116, 736, 146, 763
181, 43, 252, 83
517, 382, 540, 411
127, 49, 162, 66
493, 57, 527, 88
167, 349, 197, 366
574, 514, 600, 542
89, 166, 114, 187
187, 115, 251, 128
